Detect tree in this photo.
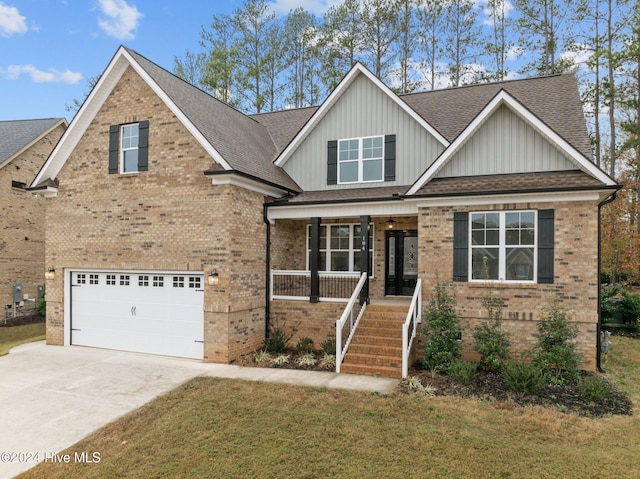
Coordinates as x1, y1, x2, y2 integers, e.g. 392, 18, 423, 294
483, 0, 514, 81
360, 0, 401, 83
284, 7, 320, 108
416, 0, 445, 90
394, 0, 420, 93
65, 76, 99, 114
441, 0, 483, 87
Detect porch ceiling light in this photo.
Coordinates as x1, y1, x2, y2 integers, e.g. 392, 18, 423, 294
386, 217, 396, 229
45, 267, 55, 281
208, 269, 219, 286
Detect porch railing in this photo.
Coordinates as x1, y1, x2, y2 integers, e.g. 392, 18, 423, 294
402, 279, 422, 379
336, 272, 368, 373
270, 270, 361, 302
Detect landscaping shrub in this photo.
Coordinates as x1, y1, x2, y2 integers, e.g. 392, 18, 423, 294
321, 335, 336, 355
263, 321, 294, 353
296, 336, 315, 353
297, 352, 316, 367
320, 353, 336, 369
601, 284, 640, 331
448, 359, 477, 386
36, 297, 46, 316
421, 278, 461, 372
473, 295, 510, 372
533, 301, 580, 383
579, 375, 612, 403
502, 361, 546, 395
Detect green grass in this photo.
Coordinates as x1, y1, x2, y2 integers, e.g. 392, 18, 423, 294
0, 322, 45, 356
18, 336, 640, 479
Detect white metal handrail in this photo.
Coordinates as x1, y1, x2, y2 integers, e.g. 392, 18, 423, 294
335, 272, 368, 373
402, 279, 422, 379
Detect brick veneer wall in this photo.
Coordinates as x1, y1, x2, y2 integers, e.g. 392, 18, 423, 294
0, 123, 65, 316
269, 300, 345, 348
44, 66, 266, 362
418, 200, 600, 370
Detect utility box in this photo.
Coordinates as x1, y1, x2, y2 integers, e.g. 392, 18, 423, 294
13, 283, 22, 303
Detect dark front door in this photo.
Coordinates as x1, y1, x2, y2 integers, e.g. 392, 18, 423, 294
385, 230, 418, 296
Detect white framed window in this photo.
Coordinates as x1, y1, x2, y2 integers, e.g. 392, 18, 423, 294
120, 123, 139, 174
106, 274, 116, 285
338, 136, 384, 184
138, 275, 149, 287
470, 211, 537, 282
153, 275, 164, 287
307, 223, 374, 276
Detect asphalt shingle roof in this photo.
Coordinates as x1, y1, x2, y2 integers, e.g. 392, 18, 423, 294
0, 118, 64, 167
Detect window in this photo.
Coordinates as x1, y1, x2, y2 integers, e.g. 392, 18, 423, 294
119, 275, 130, 286
89, 274, 99, 285
76, 274, 86, 285
173, 276, 185, 288
153, 276, 164, 287
338, 136, 384, 184
106, 274, 116, 285
307, 223, 373, 275
109, 120, 148, 174
138, 275, 149, 287
11, 180, 26, 190
188, 277, 202, 289
470, 211, 536, 282
121, 124, 139, 173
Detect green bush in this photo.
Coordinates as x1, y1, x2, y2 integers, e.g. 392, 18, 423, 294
601, 284, 640, 331
36, 297, 46, 316
579, 375, 612, 403
321, 335, 336, 355
448, 359, 477, 386
296, 336, 315, 353
473, 295, 510, 372
533, 301, 580, 383
263, 321, 294, 353
502, 361, 546, 395
421, 278, 461, 372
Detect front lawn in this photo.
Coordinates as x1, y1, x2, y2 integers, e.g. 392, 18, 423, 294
0, 321, 45, 356
18, 336, 640, 479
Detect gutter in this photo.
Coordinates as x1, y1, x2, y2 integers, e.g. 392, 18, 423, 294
263, 202, 271, 340
597, 189, 619, 372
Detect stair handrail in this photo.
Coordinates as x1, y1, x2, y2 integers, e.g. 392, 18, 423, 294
402, 279, 422, 379
336, 272, 368, 373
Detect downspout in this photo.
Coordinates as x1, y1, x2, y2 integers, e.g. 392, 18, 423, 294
263, 202, 271, 340
597, 190, 618, 372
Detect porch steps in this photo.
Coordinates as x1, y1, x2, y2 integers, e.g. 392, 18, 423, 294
340, 303, 408, 379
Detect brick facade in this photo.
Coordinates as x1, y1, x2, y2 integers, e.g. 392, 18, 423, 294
44, 66, 266, 362
0, 123, 65, 318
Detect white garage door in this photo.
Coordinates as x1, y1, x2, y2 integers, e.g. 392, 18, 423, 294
70, 271, 204, 359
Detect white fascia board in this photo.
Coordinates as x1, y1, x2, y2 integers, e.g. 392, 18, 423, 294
1, 119, 68, 173
266, 199, 417, 223
29, 186, 58, 198
210, 173, 290, 197
406, 90, 615, 196
414, 189, 607, 209
274, 64, 448, 168
31, 47, 231, 188
121, 49, 232, 171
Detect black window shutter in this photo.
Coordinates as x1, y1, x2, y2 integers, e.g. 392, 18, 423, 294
327, 140, 337, 185
384, 134, 396, 182
138, 120, 149, 171
537, 209, 554, 284
453, 212, 469, 282
108, 125, 119, 174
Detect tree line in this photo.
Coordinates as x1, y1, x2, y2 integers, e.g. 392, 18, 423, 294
174, 0, 637, 284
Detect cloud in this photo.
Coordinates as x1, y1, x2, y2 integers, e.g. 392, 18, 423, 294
270, 0, 337, 15
0, 2, 27, 37
97, 0, 142, 40
1, 64, 82, 84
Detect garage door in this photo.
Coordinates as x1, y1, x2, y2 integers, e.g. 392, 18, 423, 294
70, 271, 204, 359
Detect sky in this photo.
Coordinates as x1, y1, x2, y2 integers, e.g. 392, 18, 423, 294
0, 0, 335, 122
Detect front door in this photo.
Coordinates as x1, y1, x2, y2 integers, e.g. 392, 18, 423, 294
385, 230, 418, 296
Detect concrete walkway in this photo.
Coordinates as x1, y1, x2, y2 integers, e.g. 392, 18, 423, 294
0, 341, 398, 479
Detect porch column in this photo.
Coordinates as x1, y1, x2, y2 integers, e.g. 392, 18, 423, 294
310, 217, 321, 303
359, 215, 370, 305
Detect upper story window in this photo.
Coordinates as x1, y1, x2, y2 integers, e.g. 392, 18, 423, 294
470, 211, 536, 282
338, 136, 384, 184
108, 120, 149, 175
121, 124, 140, 173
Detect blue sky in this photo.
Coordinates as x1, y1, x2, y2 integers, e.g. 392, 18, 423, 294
0, 0, 333, 122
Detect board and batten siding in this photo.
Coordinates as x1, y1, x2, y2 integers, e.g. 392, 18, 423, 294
435, 104, 576, 178
281, 74, 445, 191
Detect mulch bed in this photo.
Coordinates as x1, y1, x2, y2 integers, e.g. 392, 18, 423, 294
0, 313, 45, 327
403, 367, 633, 418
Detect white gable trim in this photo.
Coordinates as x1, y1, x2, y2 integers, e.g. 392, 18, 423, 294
31, 47, 231, 188
273, 63, 449, 168
406, 90, 616, 196
209, 172, 290, 197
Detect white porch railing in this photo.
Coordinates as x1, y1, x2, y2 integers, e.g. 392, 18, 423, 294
335, 272, 368, 373
270, 270, 360, 302
402, 279, 422, 379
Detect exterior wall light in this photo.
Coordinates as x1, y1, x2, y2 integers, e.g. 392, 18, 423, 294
208, 270, 219, 286
386, 217, 396, 229
45, 268, 56, 280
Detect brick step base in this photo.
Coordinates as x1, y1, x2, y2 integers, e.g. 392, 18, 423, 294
340, 363, 403, 379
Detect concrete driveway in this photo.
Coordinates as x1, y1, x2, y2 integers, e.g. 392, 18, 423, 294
0, 342, 398, 478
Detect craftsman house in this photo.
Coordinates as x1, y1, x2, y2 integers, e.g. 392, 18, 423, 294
31, 46, 617, 378
0, 118, 66, 318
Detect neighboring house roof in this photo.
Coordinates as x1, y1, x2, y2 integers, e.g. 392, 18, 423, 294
0, 118, 66, 168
